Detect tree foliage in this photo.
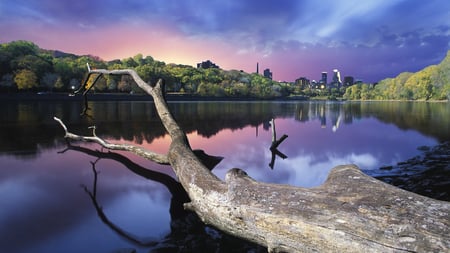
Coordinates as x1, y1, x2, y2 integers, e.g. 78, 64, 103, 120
0, 40, 291, 98
14, 69, 38, 90
343, 51, 450, 101
1, 40, 448, 100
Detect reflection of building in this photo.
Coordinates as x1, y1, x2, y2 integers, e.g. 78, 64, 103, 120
294, 102, 310, 122
197, 60, 219, 69
263, 68, 273, 80
319, 104, 326, 128
293, 102, 352, 132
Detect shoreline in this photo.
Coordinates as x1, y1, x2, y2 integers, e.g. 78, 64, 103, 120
0, 92, 309, 102
0, 92, 448, 103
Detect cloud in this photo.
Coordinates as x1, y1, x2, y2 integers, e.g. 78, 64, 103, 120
1, 0, 449, 82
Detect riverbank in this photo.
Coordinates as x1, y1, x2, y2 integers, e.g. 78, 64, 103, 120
0, 92, 310, 102
368, 141, 450, 201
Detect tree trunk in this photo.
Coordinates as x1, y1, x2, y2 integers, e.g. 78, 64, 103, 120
56, 68, 449, 252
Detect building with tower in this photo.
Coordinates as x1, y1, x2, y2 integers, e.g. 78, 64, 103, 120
197, 60, 219, 69
263, 68, 272, 80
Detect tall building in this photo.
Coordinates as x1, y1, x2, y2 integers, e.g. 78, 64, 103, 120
295, 77, 310, 89
256, 62, 259, 74
332, 69, 341, 83
263, 68, 272, 80
343, 76, 354, 86
331, 69, 342, 87
321, 72, 327, 84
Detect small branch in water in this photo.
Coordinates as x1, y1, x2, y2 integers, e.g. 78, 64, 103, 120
269, 118, 288, 169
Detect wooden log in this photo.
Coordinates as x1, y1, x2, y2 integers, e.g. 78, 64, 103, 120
56, 68, 449, 252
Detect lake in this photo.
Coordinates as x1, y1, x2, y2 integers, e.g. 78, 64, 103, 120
1, 99, 449, 253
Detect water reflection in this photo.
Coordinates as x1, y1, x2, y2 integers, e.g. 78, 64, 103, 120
1, 101, 448, 158
0, 100, 448, 252
59, 144, 264, 252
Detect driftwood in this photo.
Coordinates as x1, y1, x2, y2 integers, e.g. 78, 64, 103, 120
55, 67, 450, 252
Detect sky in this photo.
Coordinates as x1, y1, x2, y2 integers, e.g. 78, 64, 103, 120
1, 0, 449, 83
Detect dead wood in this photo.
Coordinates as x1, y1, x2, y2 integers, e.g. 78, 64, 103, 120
55, 67, 450, 252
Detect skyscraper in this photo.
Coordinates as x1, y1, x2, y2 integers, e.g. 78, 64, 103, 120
332, 69, 342, 84
343, 76, 354, 86
321, 72, 327, 84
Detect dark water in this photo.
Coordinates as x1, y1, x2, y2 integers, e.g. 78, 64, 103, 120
0, 100, 449, 253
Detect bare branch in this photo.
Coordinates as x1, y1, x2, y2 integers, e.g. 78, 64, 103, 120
54, 116, 169, 164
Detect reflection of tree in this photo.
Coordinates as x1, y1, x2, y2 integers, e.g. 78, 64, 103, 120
59, 144, 265, 252
2, 101, 450, 157
82, 158, 158, 247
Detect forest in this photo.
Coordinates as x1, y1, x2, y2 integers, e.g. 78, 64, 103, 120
1, 40, 449, 100
0, 40, 291, 99
343, 51, 450, 101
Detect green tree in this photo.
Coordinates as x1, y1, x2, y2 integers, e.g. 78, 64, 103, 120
14, 69, 37, 90
54, 77, 64, 90
133, 53, 144, 66
0, 74, 15, 92
433, 52, 450, 99
12, 54, 52, 79
351, 85, 361, 99
360, 84, 371, 100
3, 40, 38, 58
404, 65, 436, 100
197, 82, 209, 96
40, 72, 58, 91
122, 57, 138, 68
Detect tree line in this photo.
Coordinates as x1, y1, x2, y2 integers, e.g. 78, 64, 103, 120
1, 40, 448, 100
343, 51, 450, 101
0, 40, 292, 98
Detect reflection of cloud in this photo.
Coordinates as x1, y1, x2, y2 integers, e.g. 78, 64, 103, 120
105, 191, 171, 237
272, 151, 378, 188
213, 139, 379, 189
0, 149, 173, 253
213, 142, 268, 180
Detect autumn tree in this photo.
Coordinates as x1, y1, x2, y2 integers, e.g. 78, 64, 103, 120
14, 69, 38, 90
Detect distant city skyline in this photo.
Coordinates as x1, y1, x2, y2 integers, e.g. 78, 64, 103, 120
1, 0, 449, 83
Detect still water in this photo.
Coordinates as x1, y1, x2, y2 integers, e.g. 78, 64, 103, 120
0, 100, 449, 253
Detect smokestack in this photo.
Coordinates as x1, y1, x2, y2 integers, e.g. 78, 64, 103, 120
257, 62, 259, 74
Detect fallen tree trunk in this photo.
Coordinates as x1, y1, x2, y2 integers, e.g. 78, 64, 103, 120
56, 68, 450, 252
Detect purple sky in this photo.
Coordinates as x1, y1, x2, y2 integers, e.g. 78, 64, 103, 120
1, 0, 449, 82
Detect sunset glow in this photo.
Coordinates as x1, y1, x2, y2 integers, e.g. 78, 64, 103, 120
1, 0, 449, 82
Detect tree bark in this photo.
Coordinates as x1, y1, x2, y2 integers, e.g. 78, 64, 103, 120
56, 68, 450, 252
